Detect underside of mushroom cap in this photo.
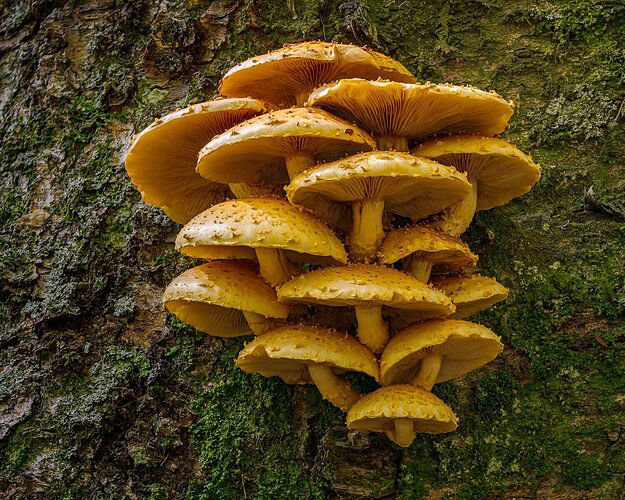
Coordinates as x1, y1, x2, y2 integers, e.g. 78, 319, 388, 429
379, 225, 477, 268
347, 384, 458, 434
286, 151, 470, 221
307, 79, 514, 140
163, 260, 289, 336
219, 42, 416, 106
277, 264, 454, 316
380, 319, 503, 385
125, 98, 275, 224
176, 197, 348, 265
413, 134, 542, 211
197, 107, 376, 185
430, 274, 509, 319
236, 324, 379, 384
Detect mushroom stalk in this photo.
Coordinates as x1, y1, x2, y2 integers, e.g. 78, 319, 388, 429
410, 353, 443, 391
295, 92, 310, 107
307, 364, 362, 412
354, 305, 389, 354
285, 153, 315, 179
349, 199, 385, 262
392, 418, 416, 447
228, 183, 274, 199
433, 180, 478, 237
242, 311, 276, 335
404, 256, 434, 282
255, 247, 299, 287
377, 135, 409, 152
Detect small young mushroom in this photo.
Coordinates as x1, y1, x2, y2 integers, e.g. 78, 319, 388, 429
163, 261, 289, 336
176, 197, 347, 287
430, 274, 509, 319
380, 319, 503, 390
277, 264, 454, 354
220, 41, 416, 107
413, 135, 542, 236
125, 98, 280, 224
236, 324, 379, 412
307, 80, 514, 151
378, 225, 477, 281
286, 151, 470, 262
346, 384, 458, 447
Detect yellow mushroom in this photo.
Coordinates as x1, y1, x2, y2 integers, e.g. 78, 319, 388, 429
347, 384, 458, 447
413, 134, 542, 236
307, 79, 514, 151
176, 197, 347, 287
430, 274, 509, 319
163, 261, 289, 336
220, 41, 416, 107
236, 324, 379, 412
286, 151, 470, 262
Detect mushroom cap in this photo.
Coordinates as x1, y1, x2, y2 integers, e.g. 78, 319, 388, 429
220, 41, 416, 106
380, 319, 503, 385
347, 384, 458, 434
307, 79, 513, 140
125, 98, 275, 224
163, 260, 289, 336
286, 151, 470, 222
176, 197, 348, 266
197, 107, 376, 185
412, 134, 542, 211
378, 225, 477, 269
430, 274, 509, 319
236, 324, 380, 384
277, 264, 454, 317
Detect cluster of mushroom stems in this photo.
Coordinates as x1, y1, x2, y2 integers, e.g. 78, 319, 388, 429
126, 41, 541, 447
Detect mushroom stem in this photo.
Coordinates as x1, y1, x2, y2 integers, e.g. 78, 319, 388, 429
377, 135, 409, 152
285, 153, 315, 179
295, 92, 310, 107
354, 305, 389, 354
410, 353, 443, 391
307, 363, 362, 412
242, 311, 276, 335
349, 199, 385, 262
392, 418, 416, 447
255, 247, 299, 287
433, 179, 478, 236
228, 183, 277, 199
404, 256, 434, 282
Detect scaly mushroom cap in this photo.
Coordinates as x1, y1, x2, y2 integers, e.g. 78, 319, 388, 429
307, 79, 513, 140
197, 107, 376, 185
380, 319, 503, 385
286, 151, 470, 221
236, 324, 380, 384
163, 261, 288, 336
176, 197, 348, 265
125, 98, 275, 224
378, 225, 477, 269
412, 135, 542, 211
347, 384, 458, 434
430, 274, 509, 319
220, 41, 416, 107
277, 264, 454, 317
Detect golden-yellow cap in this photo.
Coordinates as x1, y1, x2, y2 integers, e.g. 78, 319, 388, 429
430, 274, 509, 319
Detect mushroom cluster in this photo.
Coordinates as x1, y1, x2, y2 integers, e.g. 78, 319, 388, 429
125, 41, 541, 447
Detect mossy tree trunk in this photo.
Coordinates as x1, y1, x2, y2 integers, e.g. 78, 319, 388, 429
1, 0, 624, 498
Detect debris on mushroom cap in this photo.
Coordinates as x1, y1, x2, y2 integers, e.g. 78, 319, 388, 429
163, 260, 288, 336
413, 134, 542, 211
175, 197, 348, 265
277, 264, 454, 315
380, 319, 503, 386
347, 384, 458, 434
125, 98, 276, 224
197, 107, 376, 185
430, 274, 509, 319
219, 41, 416, 106
236, 324, 379, 383
286, 151, 471, 221
379, 225, 478, 268
306, 79, 514, 140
